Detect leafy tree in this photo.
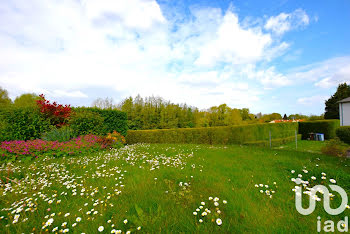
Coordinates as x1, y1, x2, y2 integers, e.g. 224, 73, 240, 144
325, 83, 350, 119
0, 86, 12, 106
14, 93, 41, 108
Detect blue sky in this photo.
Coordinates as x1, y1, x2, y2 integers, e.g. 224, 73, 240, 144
0, 0, 349, 115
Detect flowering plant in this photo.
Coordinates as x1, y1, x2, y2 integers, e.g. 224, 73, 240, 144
0, 135, 105, 160
36, 94, 71, 127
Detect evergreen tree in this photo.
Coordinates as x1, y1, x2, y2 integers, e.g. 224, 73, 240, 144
325, 83, 350, 119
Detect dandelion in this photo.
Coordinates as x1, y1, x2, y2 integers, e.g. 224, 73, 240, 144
216, 218, 222, 226
98, 226, 104, 232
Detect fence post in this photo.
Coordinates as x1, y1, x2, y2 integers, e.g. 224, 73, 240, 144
295, 130, 297, 150
269, 131, 271, 148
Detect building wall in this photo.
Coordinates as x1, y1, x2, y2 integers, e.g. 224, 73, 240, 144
339, 102, 350, 126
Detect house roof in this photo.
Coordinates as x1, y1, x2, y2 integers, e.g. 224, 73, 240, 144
338, 97, 350, 103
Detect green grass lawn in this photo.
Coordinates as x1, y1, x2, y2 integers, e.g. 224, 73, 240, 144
274, 140, 327, 154
0, 144, 349, 233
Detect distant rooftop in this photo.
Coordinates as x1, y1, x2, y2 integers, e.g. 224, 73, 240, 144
338, 97, 350, 103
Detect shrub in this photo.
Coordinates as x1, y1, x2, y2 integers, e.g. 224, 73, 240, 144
69, 111, 104, 136
321, 138, 348, 157
126, 122, 298, 145
36, 94, 71, 127
41, 126, 75, 142
73, 107, 128, 136
336, 126, 350, 144
244, 134, 302, 147
298, 120, 340, 140
97, 131, 126, 149
0, 106, 51, 141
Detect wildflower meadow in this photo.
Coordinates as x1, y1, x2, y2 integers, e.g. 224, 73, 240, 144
0, 143, 349, 233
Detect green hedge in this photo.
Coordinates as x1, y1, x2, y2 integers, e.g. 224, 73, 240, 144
298, 120, 339, 140
73, 107, 128, 136
126, 122, 298, 145
336, 126, 350, 144
0, 107, 50, 141
69, 110, 105, 136
244, 134, 302, 147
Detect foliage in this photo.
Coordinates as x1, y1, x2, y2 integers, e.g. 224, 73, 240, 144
13, 93, 41, 108
69, 110, 104, 136
321, 138, 348, 157
41, 126, 75, 142
0, 135, 109, 159
325, 83, 350, 119
336, 126, 350, 144
36, 94, 72, 127
97, 131, 126, 149
0, 86, 12, 106
298, 120, 340, 140
0, 106, 51, 141
74, 107, 128, 136
117, 95, 257, 130
126, 122, 298, 145
244, 134, 301, 147
260, 113, 282, 122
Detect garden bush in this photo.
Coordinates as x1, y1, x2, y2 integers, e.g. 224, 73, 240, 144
336, 126, 350, 144
244, 134, 302, 147
69, 110, 104, 136
126, 122, 298, 145
73, 107, 128, 136
0, 106, 51, 141
298, 120, 340, 140
41, 126, 75, 142
321, 138, 348, 157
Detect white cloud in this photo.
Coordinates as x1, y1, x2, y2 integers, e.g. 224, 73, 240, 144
297, 95, 328, 106
286, 56, 350, 88
264, 9, 309, 35
0, 1, 313, 111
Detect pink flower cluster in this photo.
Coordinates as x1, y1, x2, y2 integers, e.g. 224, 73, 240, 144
1, 135, 104, 158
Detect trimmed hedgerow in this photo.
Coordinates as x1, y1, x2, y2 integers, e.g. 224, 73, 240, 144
0, 106, 51, 141
298, 120, 340, 140
73, 107, 128, 136
336, 126, 350, 144
244, 134, 302, 147
126, 122, 298, 145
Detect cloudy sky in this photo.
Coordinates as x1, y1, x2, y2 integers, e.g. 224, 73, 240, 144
0, 0, 349, 115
